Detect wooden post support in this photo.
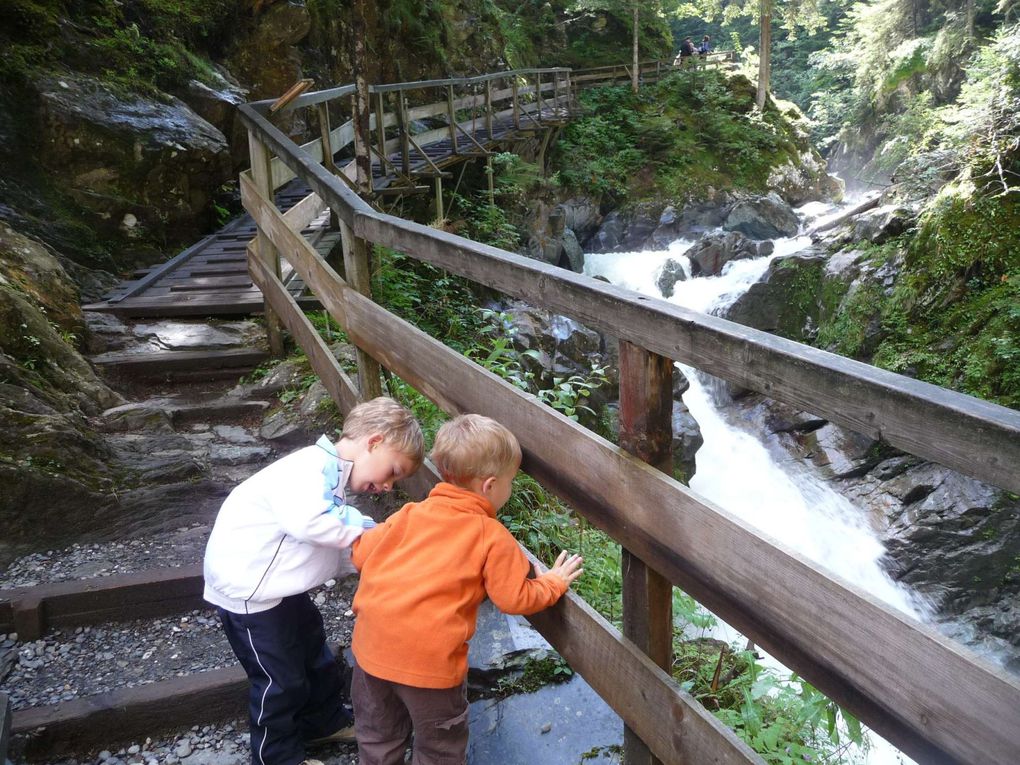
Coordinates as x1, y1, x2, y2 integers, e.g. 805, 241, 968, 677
435, 176, 445, 223
246, 135, 285, 357
486, 154, 495, 209
395, 92, 410, 177
618, 339, 674, 765
533, 72, 544, 118
511, 77, 520, 130
375, 91, 387, 168
339, 221, 383, 400
447, 85, 458, 153
316, 103, 336, 174
485, 79, 493, 140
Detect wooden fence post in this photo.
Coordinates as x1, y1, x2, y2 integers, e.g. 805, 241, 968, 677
339, 222, 383, 400
511, 77, 520, 130
247, 134, 286, 358
618, 339, 674, 765
447, 85, 458, 153
485, 79, 493, 140
395, 91, 410, 177
375, 91, 387, 165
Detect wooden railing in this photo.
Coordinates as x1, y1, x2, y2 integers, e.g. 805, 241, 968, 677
264, 67, 572, 195
572, 52, 739, 90
236, 66, 1020, 765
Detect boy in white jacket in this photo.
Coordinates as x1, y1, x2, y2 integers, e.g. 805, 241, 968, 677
204, 397, 423, 765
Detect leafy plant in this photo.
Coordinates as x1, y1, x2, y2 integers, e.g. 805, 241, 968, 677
536, 363, 609, 421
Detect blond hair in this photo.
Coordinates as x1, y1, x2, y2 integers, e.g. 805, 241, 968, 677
431, 414, 521, 485
342, 396, 424, 465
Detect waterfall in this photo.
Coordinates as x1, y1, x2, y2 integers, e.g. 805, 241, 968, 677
582, 203, 919, 765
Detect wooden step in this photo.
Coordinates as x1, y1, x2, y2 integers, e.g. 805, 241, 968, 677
12, 664, 247, 761
91, 348, 270, 376
0, 565, 205, 639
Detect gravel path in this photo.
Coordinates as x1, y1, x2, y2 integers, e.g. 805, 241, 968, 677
1, 529, 362, 765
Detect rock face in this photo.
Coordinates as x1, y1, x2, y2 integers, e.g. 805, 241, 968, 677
723, 193, 801, 240
735, 393, 1020, 669
524, 196, 599, 272
33, 73, 232, 244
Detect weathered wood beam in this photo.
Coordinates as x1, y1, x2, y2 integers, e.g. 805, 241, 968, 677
0, 566, 204, 639
353, 211, 1020, 496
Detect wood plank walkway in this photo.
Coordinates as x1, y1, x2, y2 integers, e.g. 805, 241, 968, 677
371, 106, 570, 191
84, 181, 330, 317
84, 104, 569, 319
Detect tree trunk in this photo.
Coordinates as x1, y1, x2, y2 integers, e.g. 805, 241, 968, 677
632, 4, 640, 93
966, 0, 975, 38
755, 0, 772, 111
351, 0, 372, 194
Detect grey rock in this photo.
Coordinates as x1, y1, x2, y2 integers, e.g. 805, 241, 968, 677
723, 193, 800, 240
687, 231, 771, 277
655, 258, 687, 298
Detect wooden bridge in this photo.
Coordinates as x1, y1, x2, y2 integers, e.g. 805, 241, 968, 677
8, 55, 1020, 765
83, 58, 726, 319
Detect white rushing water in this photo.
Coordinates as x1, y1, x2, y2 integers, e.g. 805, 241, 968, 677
583, 205, 920, 764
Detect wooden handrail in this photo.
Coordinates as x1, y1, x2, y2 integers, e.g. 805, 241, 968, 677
238, 62, 1020, 765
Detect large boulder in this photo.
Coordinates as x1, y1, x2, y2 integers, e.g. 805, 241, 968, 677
686, 231, 774, 277
647, 201, 729, 248
585, 203, 663, 252
723, 193, 800, 240
767, 150, 844, 205
848, 204, 916, 245
723, 250, 827, 342
33, 73, 232, 244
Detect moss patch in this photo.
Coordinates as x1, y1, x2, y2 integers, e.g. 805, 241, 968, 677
866, 183, 1020, 407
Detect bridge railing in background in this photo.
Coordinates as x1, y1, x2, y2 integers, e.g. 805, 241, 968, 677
572, 52, 738, 91
236, 66, 1020, 765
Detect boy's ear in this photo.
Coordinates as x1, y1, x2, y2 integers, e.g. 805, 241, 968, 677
480, 475, 497, 495
367, 433, 385, 450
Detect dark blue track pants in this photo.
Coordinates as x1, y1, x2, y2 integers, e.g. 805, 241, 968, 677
218, 594, 351, 765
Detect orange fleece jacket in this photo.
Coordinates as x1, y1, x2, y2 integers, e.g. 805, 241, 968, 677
350, 482, 568, 689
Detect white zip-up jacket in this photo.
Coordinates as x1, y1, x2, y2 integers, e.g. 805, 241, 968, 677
203, 435, 375, 614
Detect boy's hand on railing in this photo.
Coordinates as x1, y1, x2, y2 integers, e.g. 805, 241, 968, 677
549, 550, 584, 587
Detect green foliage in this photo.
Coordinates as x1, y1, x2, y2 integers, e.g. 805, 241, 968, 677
370, 245, 483, 353
553, 72, 800, 203
936, 23, 1020, 194
537, 364, 609, 421
0, 0, 235, 91
711, 663, 866, 764
467, 309, 538, 391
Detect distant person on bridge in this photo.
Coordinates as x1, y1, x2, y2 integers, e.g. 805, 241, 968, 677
203, 396, 424, 765
674, 37, 696, 66
698, 35, 713, 55
348, 414, 584, 765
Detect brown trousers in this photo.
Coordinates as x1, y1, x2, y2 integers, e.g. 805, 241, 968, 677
352, 664, 469, 765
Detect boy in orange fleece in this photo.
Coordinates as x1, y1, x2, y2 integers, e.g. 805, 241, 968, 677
349, 413, 583, 765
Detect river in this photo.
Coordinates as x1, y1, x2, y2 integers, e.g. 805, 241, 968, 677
582, 199, 922, 764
